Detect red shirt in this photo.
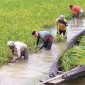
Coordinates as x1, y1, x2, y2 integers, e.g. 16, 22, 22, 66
72, 6, 82, 13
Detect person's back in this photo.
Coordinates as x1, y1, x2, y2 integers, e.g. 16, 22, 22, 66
7, 41, 28, 63
72, 6, 82, 13
39, 31, 53, 41
14, 41, 27, 52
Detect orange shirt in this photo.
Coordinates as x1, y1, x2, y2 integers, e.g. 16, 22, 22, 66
72, 6, 82, 13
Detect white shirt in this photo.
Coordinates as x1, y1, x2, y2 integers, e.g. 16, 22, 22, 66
13, 41, 28, 58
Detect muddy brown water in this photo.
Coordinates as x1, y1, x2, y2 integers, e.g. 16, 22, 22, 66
0, 42, 66, 85
0, 18, 85, 85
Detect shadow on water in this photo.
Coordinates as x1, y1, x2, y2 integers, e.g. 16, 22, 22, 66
0, 18, 85, 85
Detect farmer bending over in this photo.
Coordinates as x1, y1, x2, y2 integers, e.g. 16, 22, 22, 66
7, 41, 28, 63
32, 31, 53, 50
69, 5, 84, 19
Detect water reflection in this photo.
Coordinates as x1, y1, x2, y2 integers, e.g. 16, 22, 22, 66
67, 18, 85, 41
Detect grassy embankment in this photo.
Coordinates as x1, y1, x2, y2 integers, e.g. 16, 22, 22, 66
0, 0, 85, 66
62, 36, 85, 71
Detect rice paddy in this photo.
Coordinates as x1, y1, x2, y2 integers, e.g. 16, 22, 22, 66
61, 36, 85, 71
0, 0, 85, 65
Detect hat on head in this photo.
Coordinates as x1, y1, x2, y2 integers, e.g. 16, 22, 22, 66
7, 41, 14, 46
59, 15, 65, 20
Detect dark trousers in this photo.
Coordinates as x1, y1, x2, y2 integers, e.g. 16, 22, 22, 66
43, 40, 52, 50
21, 48, 29, 60
59, 30, 66, 36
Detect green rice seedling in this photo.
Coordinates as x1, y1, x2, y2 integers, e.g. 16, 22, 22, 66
55, 34, 62, 42
32, 46, 40, 53
79, 36, 85, 46
61, 46, 85, 71
54, 34, 67, 42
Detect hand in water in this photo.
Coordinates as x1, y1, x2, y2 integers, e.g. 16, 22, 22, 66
9, 59, 16, 63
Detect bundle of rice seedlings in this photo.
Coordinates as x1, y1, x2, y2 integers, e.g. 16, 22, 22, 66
54, 34, 66, 42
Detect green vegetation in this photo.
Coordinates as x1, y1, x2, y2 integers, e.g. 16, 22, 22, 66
61, 36, 85, 71
0, 0, 85, 65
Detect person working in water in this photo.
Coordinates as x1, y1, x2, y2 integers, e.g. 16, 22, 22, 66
69, 5, 84, 19
55, 15, 68, 38
7, 41, 29, 63
32, 31, 53, 50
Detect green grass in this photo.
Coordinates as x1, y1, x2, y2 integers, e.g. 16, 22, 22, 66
0, 0, 85, 65
61, 36, 85, 71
